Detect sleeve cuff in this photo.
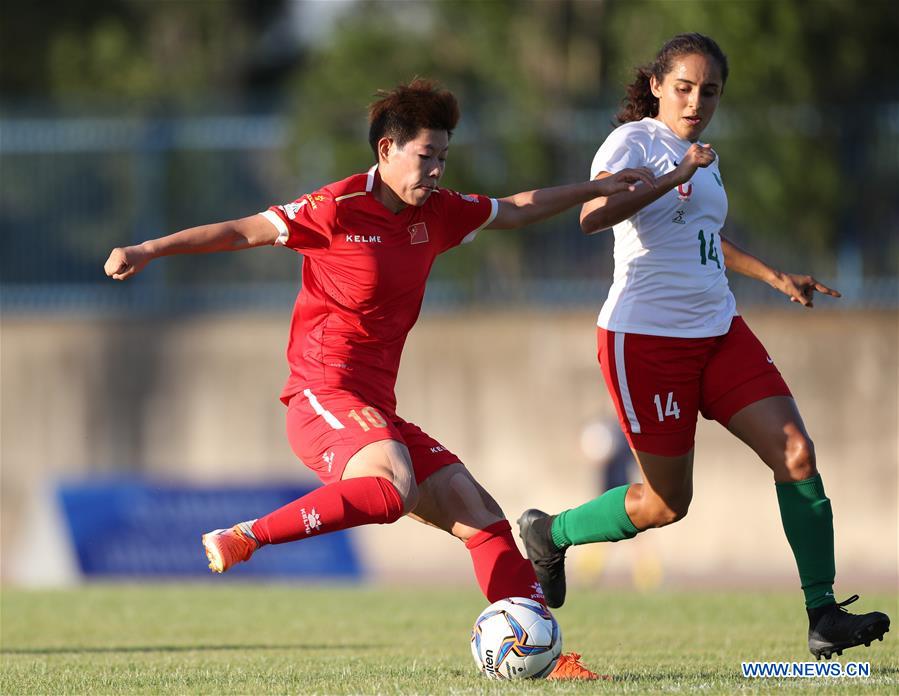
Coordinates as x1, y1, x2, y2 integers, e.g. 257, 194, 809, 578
461, 197, 499, 245
261, 210, 289, 245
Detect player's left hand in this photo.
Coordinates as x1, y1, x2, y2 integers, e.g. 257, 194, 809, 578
776, 273, 841, 308
595, 167, 656, 196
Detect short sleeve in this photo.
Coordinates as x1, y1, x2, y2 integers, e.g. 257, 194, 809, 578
437, 190, 498, 251
260, 191, 333, 253
589, 124, 651, 179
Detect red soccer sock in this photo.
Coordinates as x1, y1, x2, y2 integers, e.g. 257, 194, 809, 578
250, 476, 404, 545
465, 520, 546, 605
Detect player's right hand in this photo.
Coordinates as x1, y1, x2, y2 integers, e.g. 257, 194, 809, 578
674, 143, 716, 183
104, 245, 150, 280
596, 167, 656, 196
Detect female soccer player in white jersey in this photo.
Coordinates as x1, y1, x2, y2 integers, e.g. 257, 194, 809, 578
517, 33, 889, 660
104, 79, 654, 680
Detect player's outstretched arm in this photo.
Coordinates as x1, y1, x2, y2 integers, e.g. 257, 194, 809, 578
581, 143, 715, 234
487, 168, 655, 230
720, 235, 841, 308
104, 214, 279, 281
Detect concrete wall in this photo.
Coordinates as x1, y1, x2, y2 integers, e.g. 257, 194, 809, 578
2, 309, 896, 589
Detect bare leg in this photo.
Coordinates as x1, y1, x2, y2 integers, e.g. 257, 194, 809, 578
725, 396, 816, 482
409, 462, 543, 604
407, 462, 504, 540
727, 396, 836, 614
625, 449, 694, 530
342, 438, 420, 512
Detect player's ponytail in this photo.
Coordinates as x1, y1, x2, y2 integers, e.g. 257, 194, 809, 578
616, 33, 729, 124
617, 66, 657, 123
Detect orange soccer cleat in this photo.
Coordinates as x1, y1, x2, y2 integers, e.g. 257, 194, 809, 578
547, 652, 608, 681
201, 522, 259, 573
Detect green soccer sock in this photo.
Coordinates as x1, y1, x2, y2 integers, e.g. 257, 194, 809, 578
550, 484, 640, 549
775, 474, 836, 609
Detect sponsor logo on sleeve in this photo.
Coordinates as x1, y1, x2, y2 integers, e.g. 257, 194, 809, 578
279, 201, 304, 219
279, 194, 327, 218
408, 222, 429, 245
304, 193, 327, 210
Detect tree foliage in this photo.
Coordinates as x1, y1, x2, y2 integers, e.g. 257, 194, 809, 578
2, 0, 896, 277
0, 0, 286, 103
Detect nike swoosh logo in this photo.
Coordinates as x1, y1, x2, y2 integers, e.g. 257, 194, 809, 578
766, 357, 774, 364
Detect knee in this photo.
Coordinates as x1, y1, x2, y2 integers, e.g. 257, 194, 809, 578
344, 439, 419, 514
397, 479, 419, 515
453, 525, 479, 544
784, 433, 817, 481
639, 492, 692, 528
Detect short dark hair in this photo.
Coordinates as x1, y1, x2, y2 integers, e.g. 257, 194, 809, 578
368, 78, 460, 156
618, 33, 729, 124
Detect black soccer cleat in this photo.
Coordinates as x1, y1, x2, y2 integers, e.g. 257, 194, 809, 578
517, 509, 567, 609
807, 594, 890, 660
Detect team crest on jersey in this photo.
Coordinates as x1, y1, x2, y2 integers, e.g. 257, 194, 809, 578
676, 182, 693, 201
408, 222, 429, 245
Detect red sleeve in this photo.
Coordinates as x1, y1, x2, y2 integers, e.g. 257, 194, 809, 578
436, 189, 498, 252
261, 191, 334, 254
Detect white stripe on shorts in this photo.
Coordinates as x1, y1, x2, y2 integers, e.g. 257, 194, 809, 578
614, 333, 641, 434
303, 389, 345, 430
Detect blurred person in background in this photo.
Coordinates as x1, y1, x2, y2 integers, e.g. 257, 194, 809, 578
574, 417, 662, 591
104, 79, 655, 680
517, 33, 890, 660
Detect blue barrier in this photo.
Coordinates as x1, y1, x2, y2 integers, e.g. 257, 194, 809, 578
57, 480, 361, 579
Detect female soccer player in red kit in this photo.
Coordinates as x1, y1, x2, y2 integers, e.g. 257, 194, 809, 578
105, 79, 654, 679
517, 34, 890, 661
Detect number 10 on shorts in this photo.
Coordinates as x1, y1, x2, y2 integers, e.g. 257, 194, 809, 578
347, 406, 387, 431
654, 392, 681, 421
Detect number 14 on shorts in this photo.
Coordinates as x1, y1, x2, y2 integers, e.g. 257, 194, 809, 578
654, 392, 681, 421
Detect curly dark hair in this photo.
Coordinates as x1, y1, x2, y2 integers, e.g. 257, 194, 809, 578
367, 78, 460, 157
617, 33, 729, 124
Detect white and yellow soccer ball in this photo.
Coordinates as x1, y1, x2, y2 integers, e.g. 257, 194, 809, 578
470, 597, 562, 679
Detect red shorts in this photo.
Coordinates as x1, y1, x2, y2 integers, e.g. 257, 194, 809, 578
598, 316, 792, 457
285, 387, 460, 485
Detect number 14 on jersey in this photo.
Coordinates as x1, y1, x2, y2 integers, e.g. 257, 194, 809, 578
654, 392, 681, 421
698, 229, 721, 269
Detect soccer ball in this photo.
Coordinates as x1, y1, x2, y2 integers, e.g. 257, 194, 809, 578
470, 597, 562, 679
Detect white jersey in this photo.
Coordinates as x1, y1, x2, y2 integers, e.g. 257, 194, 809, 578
590, 117, 736, 338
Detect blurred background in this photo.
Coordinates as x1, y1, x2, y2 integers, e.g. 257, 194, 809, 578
2, 0, 896, 592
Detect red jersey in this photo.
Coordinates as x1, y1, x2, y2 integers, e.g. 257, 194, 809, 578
261, 166, 498, 415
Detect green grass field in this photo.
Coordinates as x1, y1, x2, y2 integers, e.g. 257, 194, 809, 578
1, 585, 895, 694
